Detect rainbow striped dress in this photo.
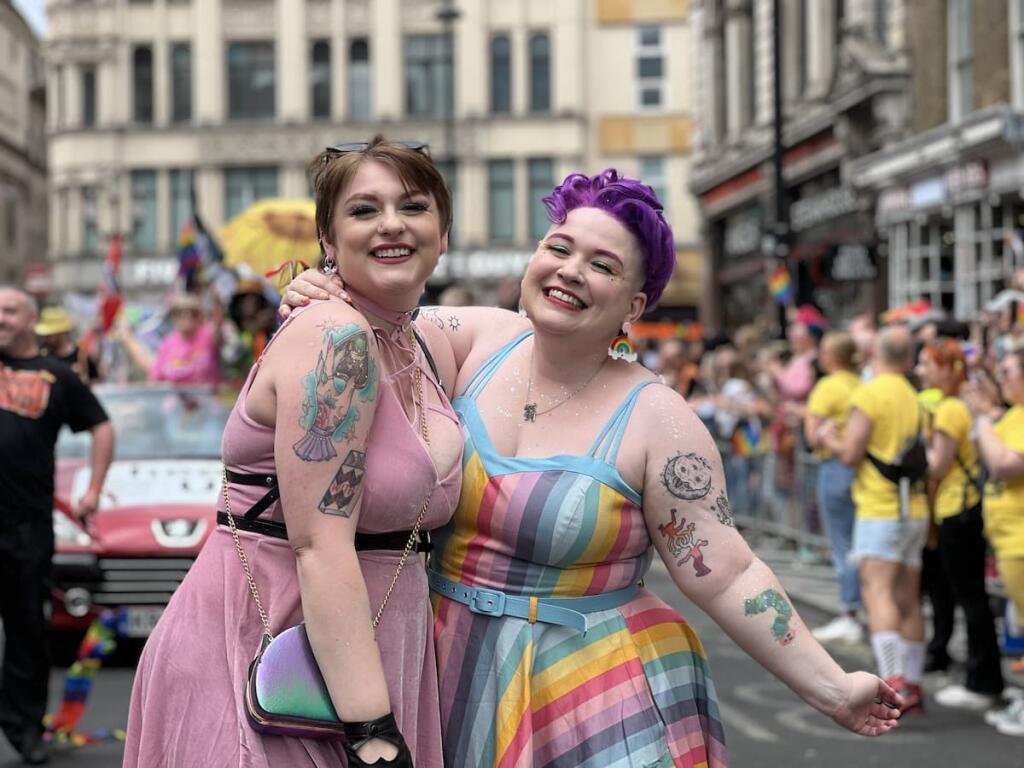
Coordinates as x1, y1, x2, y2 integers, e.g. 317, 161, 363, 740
431, 333, 729, 768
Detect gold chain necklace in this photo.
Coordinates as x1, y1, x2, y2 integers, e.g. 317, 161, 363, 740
522, 344, 604, 423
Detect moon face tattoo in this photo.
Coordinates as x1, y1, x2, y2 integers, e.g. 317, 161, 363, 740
662, 452, 714, 500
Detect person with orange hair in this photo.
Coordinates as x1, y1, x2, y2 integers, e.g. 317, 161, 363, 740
916, 339, 1004, 710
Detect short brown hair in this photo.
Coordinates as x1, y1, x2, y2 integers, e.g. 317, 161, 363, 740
822, 331, 858, 371
308, 135, 452, 263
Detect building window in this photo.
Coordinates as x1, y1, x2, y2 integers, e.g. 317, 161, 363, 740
948, 0, 973, 121
636, 25, 664, 109
892, 217, 956, 314
875, 0, 888, 45
224, 167, 278, 220
488, 159, 515, 242
529, 32, 551, 113
171, 43, 192, 123
133, 45, 153, 124
227, 42, 276, 120
311, 40, 331, 119
638, 156, 667, 210
405, 35, 453, 118
527, 158, 554, 240
81, 66, 96, 127
348, 38, 371, 120
81, 187, 98, 256
130, 171, 157, 253
436, 160, 458, 246
1013, 0, 1024, 108
170, 169, 193, 239
490, 34, 511, 114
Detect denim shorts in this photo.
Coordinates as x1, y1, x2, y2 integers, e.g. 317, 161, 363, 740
850, 517, 929, 568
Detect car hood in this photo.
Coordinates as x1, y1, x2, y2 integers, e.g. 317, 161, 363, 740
56, 458, 222, 555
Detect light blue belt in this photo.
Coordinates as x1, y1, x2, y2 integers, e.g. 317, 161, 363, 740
427, 570, 640, 634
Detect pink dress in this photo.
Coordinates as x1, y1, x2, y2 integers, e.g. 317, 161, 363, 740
124, 305, 462, 767
150, 322, 221, 386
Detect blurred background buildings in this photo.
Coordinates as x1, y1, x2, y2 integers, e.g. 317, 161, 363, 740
4, 0, 1024, 331
38, 0, 703, 315
0, 0, 47, 288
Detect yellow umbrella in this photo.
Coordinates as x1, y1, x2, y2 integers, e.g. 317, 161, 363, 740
219, 198, 321, 277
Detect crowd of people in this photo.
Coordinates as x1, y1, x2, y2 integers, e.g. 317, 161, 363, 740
646, 281, 1024, 736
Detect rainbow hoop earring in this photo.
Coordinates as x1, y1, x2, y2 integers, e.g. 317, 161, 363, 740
608, 329, 638, 363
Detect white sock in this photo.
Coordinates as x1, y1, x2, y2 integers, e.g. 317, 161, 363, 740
902, 639, 926, 684
870, 631, 903, 680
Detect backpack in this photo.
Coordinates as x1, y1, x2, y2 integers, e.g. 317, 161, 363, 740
866, 409, 928, 485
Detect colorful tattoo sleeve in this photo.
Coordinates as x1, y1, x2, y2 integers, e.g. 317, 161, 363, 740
293, 322, 377, 462
744, 588, 795, 645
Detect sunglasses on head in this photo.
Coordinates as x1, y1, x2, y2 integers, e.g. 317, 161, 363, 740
325, 140, 430, 156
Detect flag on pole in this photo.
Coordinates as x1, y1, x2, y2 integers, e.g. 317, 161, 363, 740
768, 264, 794, 305
97, 235, 122, 332
176, 219, 201, 280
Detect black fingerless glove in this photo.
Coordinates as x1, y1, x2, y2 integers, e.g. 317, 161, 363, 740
342, 712, 413, 768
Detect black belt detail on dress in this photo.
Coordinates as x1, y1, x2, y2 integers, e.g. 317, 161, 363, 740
216, 511, 432, 552
223, 468, 281, 521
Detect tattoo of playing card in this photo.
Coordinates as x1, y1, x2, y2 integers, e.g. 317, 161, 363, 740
318, 450, 366, 516
293, 322, 377, 461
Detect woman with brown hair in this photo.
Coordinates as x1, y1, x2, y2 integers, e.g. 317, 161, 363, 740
124, 137, 465, 766
917, 339, 1004, 711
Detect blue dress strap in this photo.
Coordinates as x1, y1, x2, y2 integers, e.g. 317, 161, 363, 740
460, 331, 533, 401
588, 380, 659, 464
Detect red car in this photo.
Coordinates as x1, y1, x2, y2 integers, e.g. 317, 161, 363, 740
52, 384, 232, 639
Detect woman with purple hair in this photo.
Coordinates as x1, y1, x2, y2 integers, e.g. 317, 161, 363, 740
284, 169, 902, 766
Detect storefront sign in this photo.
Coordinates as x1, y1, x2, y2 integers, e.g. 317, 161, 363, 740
790, 187, 860, 232
723, 209, 763, 258
829, 244, 877, 281
877, 161, 990, 219
944, 161, 988, 197
910, 176, 945, 209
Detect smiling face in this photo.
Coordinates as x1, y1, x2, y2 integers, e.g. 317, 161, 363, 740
520, 207, 647, 344
323, 160, 447, 310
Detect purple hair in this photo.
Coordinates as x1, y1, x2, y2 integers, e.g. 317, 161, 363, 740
542, 169, 675, 308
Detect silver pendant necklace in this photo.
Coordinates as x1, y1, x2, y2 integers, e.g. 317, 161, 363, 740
522, 343, 604, 423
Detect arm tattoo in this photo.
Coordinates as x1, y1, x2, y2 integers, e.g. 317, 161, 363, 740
657, 508, 712, 577
744, 589, 795, 645
713, 491, 735, 527
661, 452, 714, 500
318, 450, 366, 516
293, 322, 377, 461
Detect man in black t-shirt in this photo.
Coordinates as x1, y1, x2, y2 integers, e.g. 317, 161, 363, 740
0, 288, 113, 765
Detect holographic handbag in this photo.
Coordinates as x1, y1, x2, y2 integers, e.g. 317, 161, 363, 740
221, 366, 433, 739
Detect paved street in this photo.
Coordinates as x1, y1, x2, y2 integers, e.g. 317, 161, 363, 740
3, 548, 1024, 767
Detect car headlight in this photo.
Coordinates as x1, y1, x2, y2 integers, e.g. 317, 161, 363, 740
53, 509, 93, 547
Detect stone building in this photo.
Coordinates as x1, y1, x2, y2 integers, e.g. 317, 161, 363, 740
688, 0, 911, 330
0, 0, 47, 288
850, 0, 1024, 320
44, 0, 702, 315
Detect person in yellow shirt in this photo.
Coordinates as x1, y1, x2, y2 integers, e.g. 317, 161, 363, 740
917, 339, 1003, 711
804, 332, 863, 644
966, 347, 1024, 735
821, 325, 929, 715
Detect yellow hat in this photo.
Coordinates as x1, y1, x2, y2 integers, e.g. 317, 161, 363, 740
35, 307, 74, 336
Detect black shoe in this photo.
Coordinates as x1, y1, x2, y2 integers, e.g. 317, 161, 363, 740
924, 652, 951, 673
18, 732, 49, 766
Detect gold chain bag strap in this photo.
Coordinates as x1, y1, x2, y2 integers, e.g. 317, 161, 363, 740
223, 359, 432, 739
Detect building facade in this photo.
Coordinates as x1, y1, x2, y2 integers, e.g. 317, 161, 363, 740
850, 0, 1024, 320
45, 0, 701, 315
0, 0, 47, 288
689, 0, 910, 331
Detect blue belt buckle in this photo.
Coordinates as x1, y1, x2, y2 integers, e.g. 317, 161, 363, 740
469, 588, 506, 617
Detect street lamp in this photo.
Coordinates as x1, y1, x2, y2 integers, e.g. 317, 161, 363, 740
436, 0, 460, 161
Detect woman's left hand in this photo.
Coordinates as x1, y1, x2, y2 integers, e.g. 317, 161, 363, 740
828, 672, 902, 736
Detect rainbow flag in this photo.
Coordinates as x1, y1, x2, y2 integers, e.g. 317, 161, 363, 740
731, 421, 763, 457
768, 265, 794, 304
177, 219, 201, 278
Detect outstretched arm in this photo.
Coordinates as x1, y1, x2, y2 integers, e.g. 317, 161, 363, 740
639, 387, 901, 736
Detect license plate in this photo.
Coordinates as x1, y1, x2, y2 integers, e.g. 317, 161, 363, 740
117, 607, 164, 638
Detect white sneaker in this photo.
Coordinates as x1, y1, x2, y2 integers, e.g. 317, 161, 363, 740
811, 615, 864, 644
934, 684, 1000, 711
985, 698, 1024, 727
995, 700, 1024, 736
